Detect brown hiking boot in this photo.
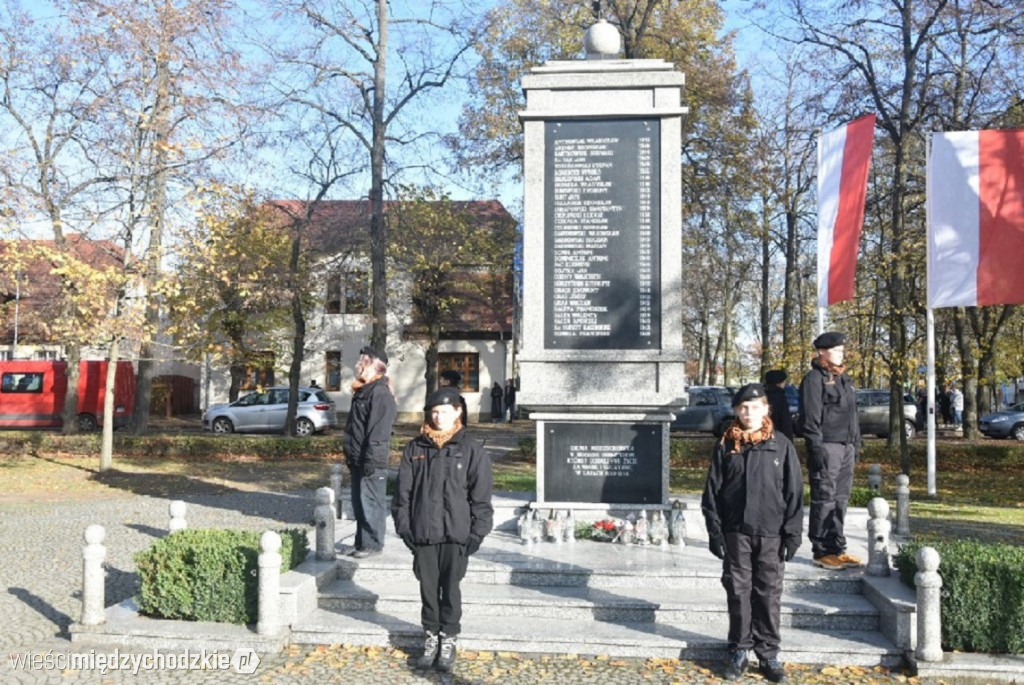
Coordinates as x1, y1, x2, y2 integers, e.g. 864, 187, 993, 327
837, 552, 864, 568
813, 554, 845, 570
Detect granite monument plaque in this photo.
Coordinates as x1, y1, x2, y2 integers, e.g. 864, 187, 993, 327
543, 422, 663, 504
544, 118, 661, 349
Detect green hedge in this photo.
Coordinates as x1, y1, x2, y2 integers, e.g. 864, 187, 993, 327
894, 540, 1024, 654
134, 528, 308, 624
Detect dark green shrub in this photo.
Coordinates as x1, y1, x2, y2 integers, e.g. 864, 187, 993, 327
134, 528, 308, 624
894, 540, 1024, 654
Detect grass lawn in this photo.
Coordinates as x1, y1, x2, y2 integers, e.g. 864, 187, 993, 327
1, 430, 1021, 547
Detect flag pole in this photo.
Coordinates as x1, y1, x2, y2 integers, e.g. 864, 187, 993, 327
925, 133, 937, 496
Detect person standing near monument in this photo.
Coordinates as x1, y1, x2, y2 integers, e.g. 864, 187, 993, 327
504, 378, 517, 422
763, 369, 795, 441
702, 383, 804, 682
798, 331, 862, 571
343, 345, 397, 559
489, 381, 503, 422
392, 386, 494, 672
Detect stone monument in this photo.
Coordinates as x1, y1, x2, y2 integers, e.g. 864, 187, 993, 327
517, 20, 688, 512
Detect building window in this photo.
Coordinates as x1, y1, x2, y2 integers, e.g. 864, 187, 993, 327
325, 351, 342, 391
240, 352, 275, 391
438, 352, 479, 392
326, 271, 369, 314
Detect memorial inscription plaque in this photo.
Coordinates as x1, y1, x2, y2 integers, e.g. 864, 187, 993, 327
543, 422, 663, 504
544, 118, 661, 349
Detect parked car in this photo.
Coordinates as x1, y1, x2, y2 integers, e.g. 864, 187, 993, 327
856, 389, 921, 440
978, 403, 1024, 440
202, 386, 337, 437
670, 386, 736, 436
0, 359, 136, 432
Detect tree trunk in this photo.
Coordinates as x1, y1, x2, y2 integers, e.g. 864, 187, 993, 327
61, 344, 82, 435
100, 341, 120, 472
132, 22, 173, 436
952, 309, 978, 439
369, 0, 389, 351
285, 233, 306, 436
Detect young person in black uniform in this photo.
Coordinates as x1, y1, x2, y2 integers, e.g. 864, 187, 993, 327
342, 345, 397, 559
702, 383, 804, 683
392, 386, 494, 672
798, 331, 863, 571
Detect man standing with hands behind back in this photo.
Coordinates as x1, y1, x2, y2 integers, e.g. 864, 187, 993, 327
343, 345, 397, 559
798, 331, 863, 571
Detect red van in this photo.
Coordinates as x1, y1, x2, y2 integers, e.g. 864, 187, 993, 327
0, 360, 136, 431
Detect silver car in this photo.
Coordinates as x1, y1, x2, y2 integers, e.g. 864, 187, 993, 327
856, 390, 920, 440
202, 386, 338, 437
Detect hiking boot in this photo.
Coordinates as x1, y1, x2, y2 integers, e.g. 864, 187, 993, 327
436, 632, 457, 672
813, 554, 845, 570
415, 631, 439, 669
837, 552, 864, 568
723, 650, 749, 680
759, 657, 788, 683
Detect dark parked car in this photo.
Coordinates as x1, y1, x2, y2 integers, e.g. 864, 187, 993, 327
979, 403, 1024, 440
202, 386, 338, 437
671, 386, 735, 436
856, 390, 920, 440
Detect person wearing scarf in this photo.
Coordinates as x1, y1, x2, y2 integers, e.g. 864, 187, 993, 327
391, 386, 493, 673
342, 345, 397, 559
798, 331, 863, 572
702, 383, 803, 683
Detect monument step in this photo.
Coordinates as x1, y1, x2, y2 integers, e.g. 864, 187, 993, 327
332, 542, 867, 595
317, 578, 880, 631
290, 607, 902, 666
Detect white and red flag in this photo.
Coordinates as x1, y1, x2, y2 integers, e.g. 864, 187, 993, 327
816, 114, 876, 308
927, 130, 1024, 308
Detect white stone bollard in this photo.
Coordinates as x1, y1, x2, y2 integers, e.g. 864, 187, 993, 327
257, 531, 282, 636
81, 525, 106, 626
896, 474, 911, 537
866, 498, 892, 577
329, 464, 345, 519
168, 500, 187, 532
914, 546, 944, 662
867, 464, 883, 494
314, 487, 336, 561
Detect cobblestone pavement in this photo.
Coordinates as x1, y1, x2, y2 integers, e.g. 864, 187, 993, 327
0, 486, 985, 684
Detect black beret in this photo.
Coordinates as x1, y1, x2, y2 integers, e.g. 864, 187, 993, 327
812, 331, 845, 349
359, 345, 389, 365
426, 386, 462, 410
439, 369, 462, 385
732, 383, 767, 407
765, 369, 787, 385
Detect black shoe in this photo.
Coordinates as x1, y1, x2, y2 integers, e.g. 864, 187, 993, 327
415, 631, 439, 669
724, 650, 748, 680
352, 548, 381, 559
435, 633, 457, 672
759, 657, 787, 683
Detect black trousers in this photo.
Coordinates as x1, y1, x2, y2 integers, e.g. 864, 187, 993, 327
721, 532, 784, 660
413, 542, 469, 635
808, 442, 855, 558
350, 468, 388, 551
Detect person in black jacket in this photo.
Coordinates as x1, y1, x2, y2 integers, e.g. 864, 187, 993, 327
343, 345, 397, 559
764, 369, 795, 441
392, 386, 493, 673
798, 331, 862, 571
702, 383, 803, 683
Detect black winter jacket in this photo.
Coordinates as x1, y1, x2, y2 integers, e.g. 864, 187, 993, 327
391, 427, 494, 547
701, 434, 804, 542
343, 377, 397, 470
764, 384, 795, 441
798, 359, 860, 467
